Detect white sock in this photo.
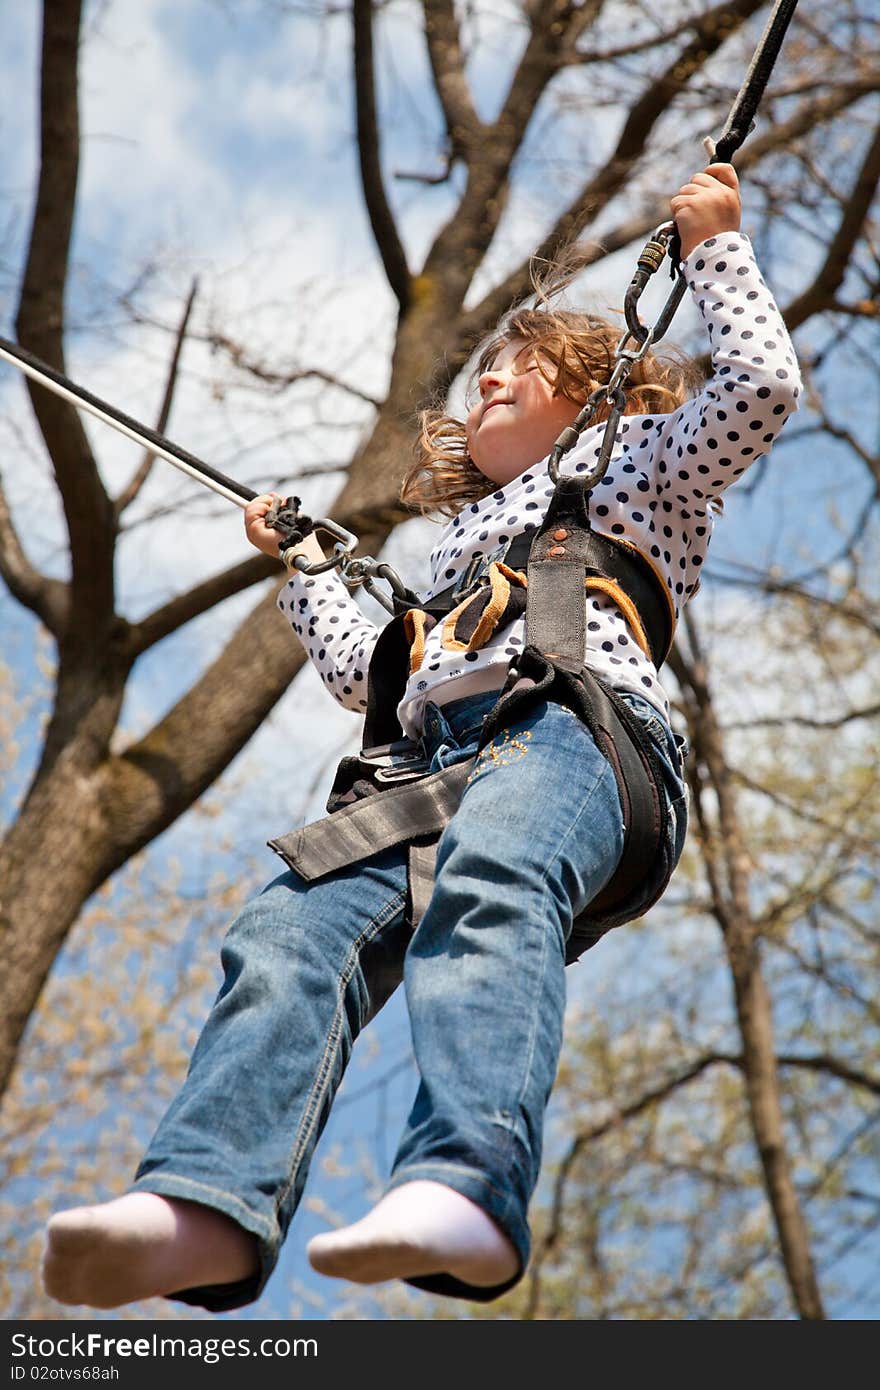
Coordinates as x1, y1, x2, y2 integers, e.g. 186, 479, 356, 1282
306, 1180, 520, 1288
42, 1192, 258, 1309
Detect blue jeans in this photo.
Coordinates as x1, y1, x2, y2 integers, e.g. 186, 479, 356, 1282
132, 686, 688, 1311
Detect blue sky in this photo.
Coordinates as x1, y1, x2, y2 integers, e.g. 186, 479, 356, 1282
1, 0, 877, 1321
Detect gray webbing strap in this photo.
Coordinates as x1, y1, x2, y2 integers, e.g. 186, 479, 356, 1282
408, 839, 441, 926
268, 758, 473, 881
525, 551, 588, 662
525, 477, 595, 663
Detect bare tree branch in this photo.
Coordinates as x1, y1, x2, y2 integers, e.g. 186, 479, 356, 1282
671, 610, 826, 1319
526, 1045, 879, 1315
784, 118, 880, 332
708, 566, 880, 642
114, 278, 199, 519
728, 702, 880, 733
129, 553, 279, 657
204, 331, 383, 406
416, 0, 594, 314
466, 83, 878, 372
422, 0, 482, 160
354, 0, 410, 314
102, 588, 305, 865
458, 0, 768, 351
780, 418, 879, 493
0, 476, 67, 634
525, 1050, 733, 1317
14, 0, 116, 636
563, 7, 739, 66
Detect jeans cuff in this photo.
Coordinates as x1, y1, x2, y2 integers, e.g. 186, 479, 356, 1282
382, 1162, 530, 1303
128, 1173, 277, 1313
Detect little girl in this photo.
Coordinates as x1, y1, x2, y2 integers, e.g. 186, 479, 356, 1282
42, 165, 800, 1313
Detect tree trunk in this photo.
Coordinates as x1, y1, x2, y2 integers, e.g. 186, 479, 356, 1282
669, 624, 826, 1319
725, 932, 825, 1318
0, 642, 130, 1088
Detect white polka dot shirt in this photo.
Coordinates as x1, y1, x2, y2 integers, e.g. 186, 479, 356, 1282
276, 232, 801, 738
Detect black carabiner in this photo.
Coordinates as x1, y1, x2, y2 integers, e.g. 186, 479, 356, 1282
623, 221, 687, 348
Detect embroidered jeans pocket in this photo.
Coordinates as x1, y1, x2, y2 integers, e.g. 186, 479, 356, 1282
466, 728, 533, 783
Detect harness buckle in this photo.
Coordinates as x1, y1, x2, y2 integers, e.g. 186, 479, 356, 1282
450, 538, 515, 601
358, 738, 430, 783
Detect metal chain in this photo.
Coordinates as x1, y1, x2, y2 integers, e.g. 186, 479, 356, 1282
266, 497, 416, 615
548, 220, 686, 487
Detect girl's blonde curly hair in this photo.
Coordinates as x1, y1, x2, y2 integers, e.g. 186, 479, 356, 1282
400, 248, 700, 519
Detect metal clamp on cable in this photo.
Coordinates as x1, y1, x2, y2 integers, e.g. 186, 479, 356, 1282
264, 495, 357, 575
267, 496, 419, 613
361, 562, 420, 615
291, 518, 358, 575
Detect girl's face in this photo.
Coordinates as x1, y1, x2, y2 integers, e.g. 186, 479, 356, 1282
465, 337, 581, 487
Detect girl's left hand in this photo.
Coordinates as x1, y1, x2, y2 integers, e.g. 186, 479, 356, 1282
670, 162, 742, 261
244, 493, 283, 557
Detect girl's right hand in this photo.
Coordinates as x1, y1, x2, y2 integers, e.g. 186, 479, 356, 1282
244, 493, 283, 557
670, 162, 741, 261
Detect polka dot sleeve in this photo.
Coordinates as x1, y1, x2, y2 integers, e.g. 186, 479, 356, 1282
655, 231, 801, 502
275, 568, 379, 714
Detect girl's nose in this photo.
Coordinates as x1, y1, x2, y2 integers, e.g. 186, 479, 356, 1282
479, 367, 506, 397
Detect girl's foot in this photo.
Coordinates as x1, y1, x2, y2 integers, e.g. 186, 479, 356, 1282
42, 1192, 258, 1309
307, 1180, 520, 1287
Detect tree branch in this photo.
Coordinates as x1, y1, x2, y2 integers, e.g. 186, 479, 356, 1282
103, 585, 306, 868
779, 418, 879, 493
562, 8, 724, 66
422, 0, 482, 161
458, 0, 768, 351
525, 1050, 731, 1315
0, 474, 67, 634
526, 1043, 878, 1314
354, 0, 410, 314
784, 117, 880, 332
671, 81, 880, 381
777, 1052, 880, 1097
15, 0, 116, 636
114, 278, 199, 520
128, 553, 279, 657
204, 331, 382, 406
414, 0, 592, 315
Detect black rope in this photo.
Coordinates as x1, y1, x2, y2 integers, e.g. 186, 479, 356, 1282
713, 0, 800, 163
0, 333, 257, 505
547, 0, 800, 482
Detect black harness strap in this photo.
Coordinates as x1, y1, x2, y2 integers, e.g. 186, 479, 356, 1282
525, 476, 595, 664
477, 645, 667, 940
362, 609, 421, 747
422, 524, 674, 673
467, 473, 672, 953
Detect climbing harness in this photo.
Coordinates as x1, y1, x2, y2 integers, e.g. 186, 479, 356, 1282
0, 0, 799, 957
